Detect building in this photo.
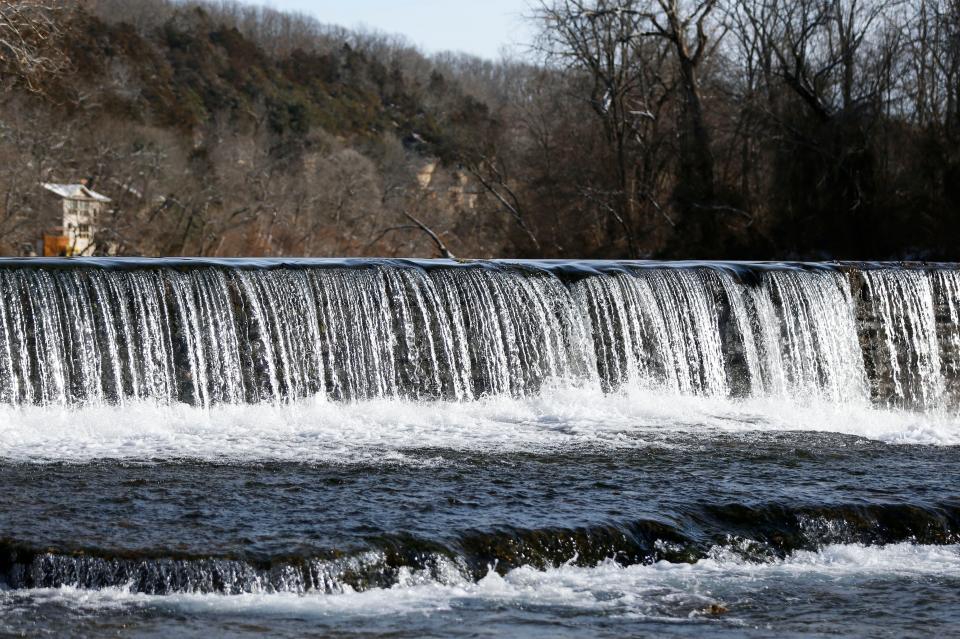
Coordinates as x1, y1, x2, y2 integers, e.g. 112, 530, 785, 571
41, 182, 111, 256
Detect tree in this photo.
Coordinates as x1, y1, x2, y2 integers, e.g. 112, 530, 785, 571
0, 0, 73, 94
534, 0, 677, 256
725, 0, 906, 256
646, 0, 721, 248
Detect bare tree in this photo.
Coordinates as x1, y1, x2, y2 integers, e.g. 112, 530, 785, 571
732, 0, 903, 120
465, 155, 541, 251
534, 0, 676, 255
0, 0, 73, 93
298, 147, 383, 255
646, 0, 720, 217
902, 1, 960, 132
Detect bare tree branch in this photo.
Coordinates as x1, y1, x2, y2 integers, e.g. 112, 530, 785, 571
401, 210, 456, 258
0, 0, 73, 94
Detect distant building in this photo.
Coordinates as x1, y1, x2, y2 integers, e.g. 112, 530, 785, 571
41, 182, 111, 256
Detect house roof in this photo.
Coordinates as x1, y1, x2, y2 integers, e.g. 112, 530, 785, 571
42, 183, 111, 203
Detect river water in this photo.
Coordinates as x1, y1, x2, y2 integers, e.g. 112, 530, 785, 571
0, 259, 957, 637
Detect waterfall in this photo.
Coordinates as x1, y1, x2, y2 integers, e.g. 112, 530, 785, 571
859, 270, 944, 408
0, 260, 956, 410
574, 269, 727, 395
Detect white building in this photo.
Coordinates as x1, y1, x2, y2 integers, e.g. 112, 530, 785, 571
41, 183, 111, 256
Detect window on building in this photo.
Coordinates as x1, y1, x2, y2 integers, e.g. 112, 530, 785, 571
77, 224, 91, 239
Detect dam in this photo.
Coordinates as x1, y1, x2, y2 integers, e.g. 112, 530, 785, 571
0, 259, 956, 410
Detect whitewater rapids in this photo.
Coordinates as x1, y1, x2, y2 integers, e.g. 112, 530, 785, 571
0, 388, 957, 463
3, 543, 958, 637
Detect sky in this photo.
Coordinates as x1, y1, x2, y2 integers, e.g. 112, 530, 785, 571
244, 0, 535, 60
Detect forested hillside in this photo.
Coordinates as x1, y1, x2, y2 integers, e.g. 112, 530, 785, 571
1, 0, 960, 259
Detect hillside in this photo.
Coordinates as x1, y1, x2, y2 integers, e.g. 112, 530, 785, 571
0, 0, 509, 257
2, 0, 960, 260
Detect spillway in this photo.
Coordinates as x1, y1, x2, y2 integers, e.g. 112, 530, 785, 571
2, 259, 960, 638
0, 259, 956, 411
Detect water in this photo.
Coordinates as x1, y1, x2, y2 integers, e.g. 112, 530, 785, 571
0, 259, 959, 637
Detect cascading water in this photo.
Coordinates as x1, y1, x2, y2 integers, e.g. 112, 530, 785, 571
3, 259, 960, 639
858, 270, 946, 409
0, 259, 956, 411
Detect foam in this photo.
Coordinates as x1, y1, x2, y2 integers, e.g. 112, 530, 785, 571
3, 543, 957, 622
0, 387, 958, 463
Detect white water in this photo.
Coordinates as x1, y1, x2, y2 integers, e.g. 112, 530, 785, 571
0, 262, 956, 410
1, 387, 957, 464
4, 543, 957, 622
0, 263, 958, 461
